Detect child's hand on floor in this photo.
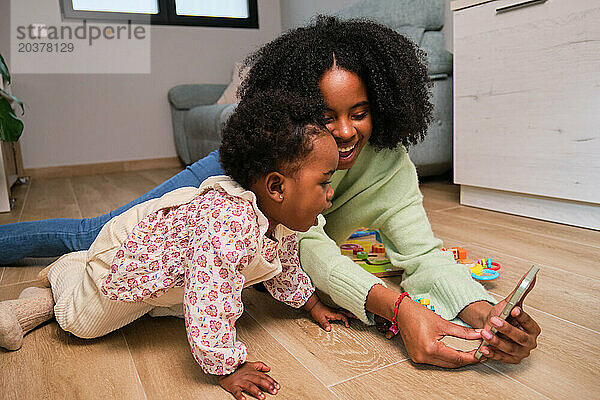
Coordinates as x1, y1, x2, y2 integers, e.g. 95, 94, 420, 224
303, 293, 356, 332
218, 361, 279, 400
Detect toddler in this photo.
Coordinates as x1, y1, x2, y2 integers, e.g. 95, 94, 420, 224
0, 91, 350, 400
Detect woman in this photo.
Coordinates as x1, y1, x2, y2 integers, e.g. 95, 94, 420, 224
0, 16, 539, 367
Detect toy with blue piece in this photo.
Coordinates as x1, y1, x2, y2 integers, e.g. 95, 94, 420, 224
349, 229, 382, 242
442, 246, 501, 281
414, 297, 438, 314
340, 228, 402, 277
341, 229, 501, 281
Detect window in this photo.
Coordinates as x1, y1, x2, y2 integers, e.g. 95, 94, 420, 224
60, 0, 259, 28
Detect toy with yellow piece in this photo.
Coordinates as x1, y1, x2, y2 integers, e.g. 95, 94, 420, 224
414, 297, 437, 314
341, 229, 501, 281
340, 228, 402, 277
442, 246, 501, 281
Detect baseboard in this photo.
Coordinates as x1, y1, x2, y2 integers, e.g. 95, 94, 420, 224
460, 185, 600, 231
24, 157, 183, 179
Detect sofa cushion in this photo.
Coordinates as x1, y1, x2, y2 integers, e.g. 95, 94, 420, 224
336, 0, 444, 32
169, 84, 228, 110
216, 62, 246, 105
219, 103, 238, 126
421, 31, 445, 51
422, 47, 453, 76
393, 25, 426, 46
180, 103, 237, 161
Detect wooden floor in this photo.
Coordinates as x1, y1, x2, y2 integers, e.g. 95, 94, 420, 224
1, 168, 599, 400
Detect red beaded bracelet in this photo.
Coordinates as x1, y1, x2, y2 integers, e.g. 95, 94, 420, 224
389, 292, 411, 335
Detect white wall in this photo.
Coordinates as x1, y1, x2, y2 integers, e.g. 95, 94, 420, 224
2, 0, 281, 169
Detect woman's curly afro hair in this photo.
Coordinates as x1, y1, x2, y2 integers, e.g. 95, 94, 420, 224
219, 90, 327, 189
238, 15, 433, 150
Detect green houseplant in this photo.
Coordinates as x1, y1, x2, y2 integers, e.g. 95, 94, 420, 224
0, 53, 25, 142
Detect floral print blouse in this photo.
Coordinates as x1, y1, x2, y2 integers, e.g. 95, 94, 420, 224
101, 184, 315, 375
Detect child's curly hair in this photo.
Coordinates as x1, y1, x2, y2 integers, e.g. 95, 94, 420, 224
219, 90, 327, 189
238, 15, 433, 150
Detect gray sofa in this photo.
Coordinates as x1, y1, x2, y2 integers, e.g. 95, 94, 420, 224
168, 0, 452, 176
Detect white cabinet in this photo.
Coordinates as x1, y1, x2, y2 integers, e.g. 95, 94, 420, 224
452, 0, 600, 230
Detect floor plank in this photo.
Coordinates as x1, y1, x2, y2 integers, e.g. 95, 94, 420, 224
435, 295, 600, 400
483, 294, 600, 400
69, 174, 123, 218
0, 181, 29, 225
420, 181, 459, 201
421, 180, 600, 247
0, 283, 146, 400
121, 313, 337, 400
427, 211, 600, 281
330, 360, 548, 400
19, 177, 81, 221
422, 195, 461, 212
2, 169, 598, 400
0, 265, 44, 287
421, 183, 600, 249
137, 167, 184, 186
101, 171, 162, 206
242, 288, 409, 387
428, 236, 600, 332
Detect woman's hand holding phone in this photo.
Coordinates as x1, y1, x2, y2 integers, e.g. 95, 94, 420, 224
477, 266, 542, 363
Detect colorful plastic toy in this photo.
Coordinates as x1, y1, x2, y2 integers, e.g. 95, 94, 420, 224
356, 251, 369, 260
468, 263, 499, 280
372, 243, 385, 253
414, 298, 437, 314
349, 229, 377, 239
476, 258, 501, 271
442, 247, 501, 281
451, 247, 467, 261
349, 229, 382, 243
341, 228, 401, 277
343, 230, 502, 281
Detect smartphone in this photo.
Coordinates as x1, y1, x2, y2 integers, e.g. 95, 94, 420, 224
475, 265, 540, 360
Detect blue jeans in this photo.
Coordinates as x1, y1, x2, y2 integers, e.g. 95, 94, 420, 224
0, 150, 224, 265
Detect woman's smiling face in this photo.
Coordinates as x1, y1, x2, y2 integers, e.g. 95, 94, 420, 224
319, 67, 373, 170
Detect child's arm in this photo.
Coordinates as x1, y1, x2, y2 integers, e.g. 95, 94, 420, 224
184, 224, 248, 376
263, 233, 354, 331
184, 199, 270, 379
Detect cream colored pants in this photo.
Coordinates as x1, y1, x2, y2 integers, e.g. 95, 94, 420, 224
48, 251, 184, 339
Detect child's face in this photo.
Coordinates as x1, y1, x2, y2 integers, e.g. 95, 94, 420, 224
281, 133, 338, 232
